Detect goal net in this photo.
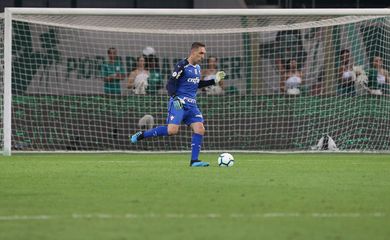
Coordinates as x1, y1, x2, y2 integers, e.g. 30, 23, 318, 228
1, 9, 390, 153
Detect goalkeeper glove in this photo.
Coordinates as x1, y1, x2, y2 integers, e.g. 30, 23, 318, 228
215, 71, 226, 84
173, 96, 185, 110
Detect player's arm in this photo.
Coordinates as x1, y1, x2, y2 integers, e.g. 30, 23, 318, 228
384, 69, 390, 84
198, 71, 226, 88
166, 59, 188, 110
127, 71, 136, 89
166, 59, 188, 96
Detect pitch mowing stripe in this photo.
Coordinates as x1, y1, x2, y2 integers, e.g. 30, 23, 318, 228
0, 212, 386, 221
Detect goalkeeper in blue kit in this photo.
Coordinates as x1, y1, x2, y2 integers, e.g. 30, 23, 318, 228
131, 42, 225, 167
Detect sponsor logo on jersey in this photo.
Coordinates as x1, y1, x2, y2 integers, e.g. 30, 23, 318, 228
183, 97, 196, 104
187, 77, 200, 84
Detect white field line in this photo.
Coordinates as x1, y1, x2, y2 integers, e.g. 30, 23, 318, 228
93, 160, 390, 165
0, 215, 53, 221
0, 212, 386, 221
350, 162, 390, 165
95, 161, 145, 163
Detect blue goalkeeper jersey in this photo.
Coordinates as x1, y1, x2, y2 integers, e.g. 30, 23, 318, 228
166, 59, 201, 100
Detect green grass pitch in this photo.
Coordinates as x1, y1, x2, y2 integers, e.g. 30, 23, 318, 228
1, 153, 390, 240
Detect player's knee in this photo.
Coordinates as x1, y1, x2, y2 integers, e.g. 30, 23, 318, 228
168, 129, 179, 135
168, 126, 179, 135
194, 126, 205, 135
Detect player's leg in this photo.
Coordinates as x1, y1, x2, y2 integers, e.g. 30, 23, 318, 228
167, 124, 180, 135
131, 125, 169, 143
189, 122, 209, 166
130, 100, 183, 143
185, 107, 209, 167
131, 124, 181, 143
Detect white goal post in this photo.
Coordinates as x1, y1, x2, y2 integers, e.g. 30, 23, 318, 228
2, 8, 390, 155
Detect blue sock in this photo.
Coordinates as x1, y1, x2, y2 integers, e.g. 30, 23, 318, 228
191, 133, 203, 161
143, 126, 168, 138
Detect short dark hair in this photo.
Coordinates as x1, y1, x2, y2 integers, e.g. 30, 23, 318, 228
107, 47, 116, 54
191, 42, 205, 50
340, 49, 350, 55
207, 56, 217, 62
285, 59, 297, 70
136, 56, 144, 62
371, 55, 382, 67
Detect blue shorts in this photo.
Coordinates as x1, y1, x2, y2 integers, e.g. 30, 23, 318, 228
166, 99, 204, 126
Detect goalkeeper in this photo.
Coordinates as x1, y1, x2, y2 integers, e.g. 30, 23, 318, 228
130, 42, 225, 167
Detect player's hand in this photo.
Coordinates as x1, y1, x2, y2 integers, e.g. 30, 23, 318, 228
215, 71, 226, 83
173, 96, 185, 110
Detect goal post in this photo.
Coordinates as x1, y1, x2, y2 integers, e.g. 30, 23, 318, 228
2, 8, 390, 155
3, 9, 12, 156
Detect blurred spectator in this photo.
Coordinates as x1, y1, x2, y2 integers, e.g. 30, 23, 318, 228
337, 49, 356, 96
275, 29, 307, 94
282, 59, 303, 95
146, 55, 163, 95
128, 56, 149, 95
143, 46, 156, 57
101, 47, 125, 95
142, 46, 156, 69
311, 67, 325, 96
142, 46, 163, 94
367, 56, 389, 95
201, 56, 225, 95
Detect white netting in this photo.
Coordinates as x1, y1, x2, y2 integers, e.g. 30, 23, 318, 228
1, 11, 390, 151
0, 16, 3, 151
10, 14, 381, 33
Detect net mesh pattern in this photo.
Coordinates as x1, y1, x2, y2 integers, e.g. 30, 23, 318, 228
1, 13, 389, 151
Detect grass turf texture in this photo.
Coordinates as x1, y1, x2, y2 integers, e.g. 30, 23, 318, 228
0, 153, 389, 240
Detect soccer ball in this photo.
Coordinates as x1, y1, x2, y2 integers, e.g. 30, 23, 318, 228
218, 153, 234, 167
